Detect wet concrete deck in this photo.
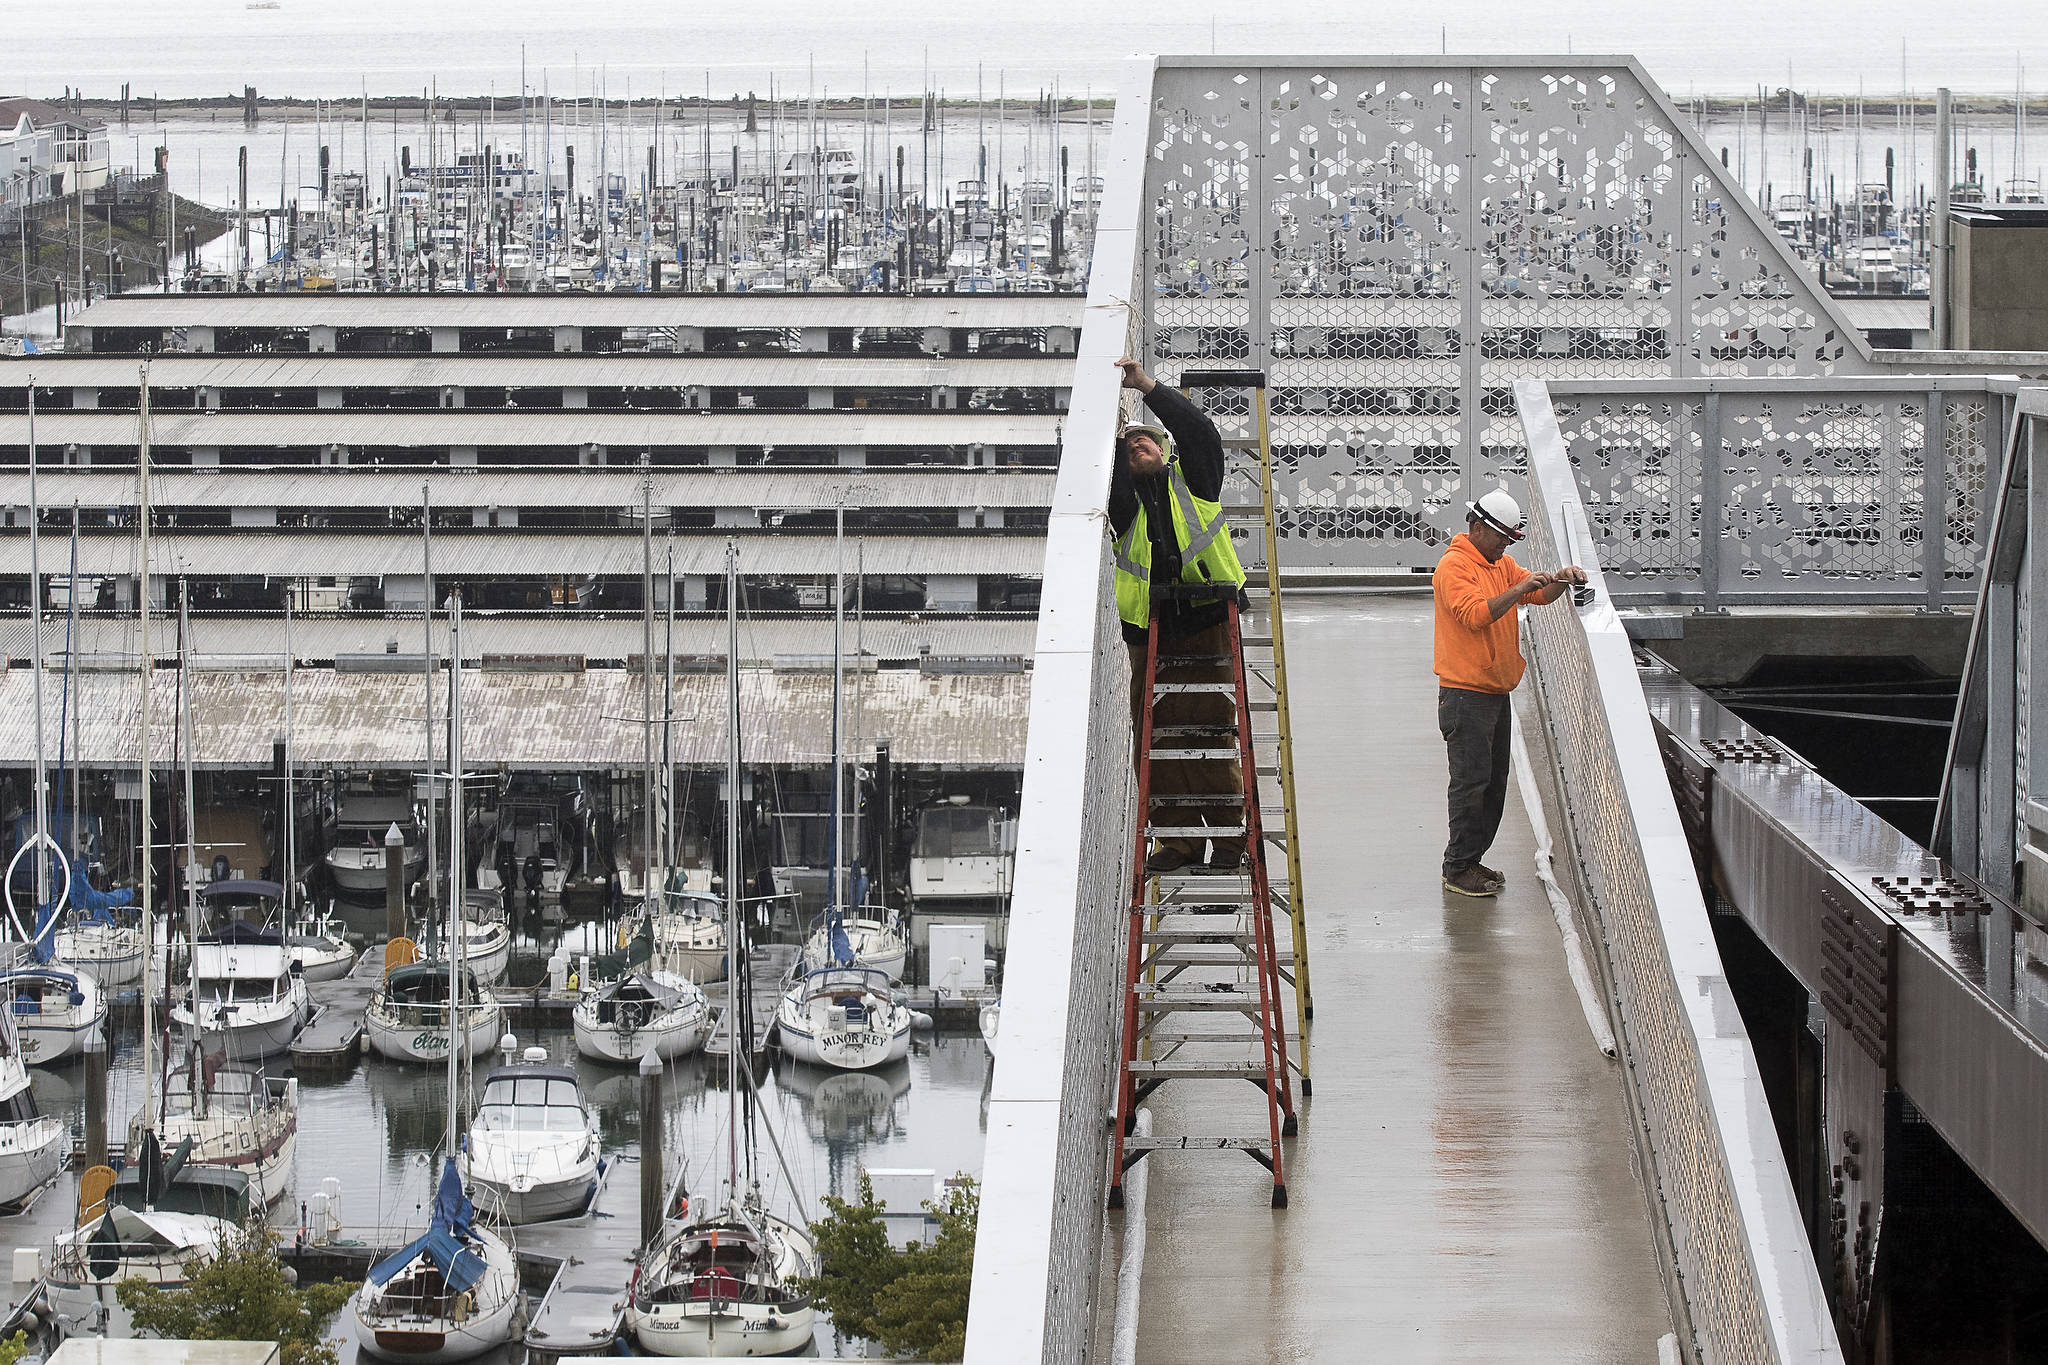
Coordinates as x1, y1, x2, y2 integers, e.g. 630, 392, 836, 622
1112, 592, 1673, 1362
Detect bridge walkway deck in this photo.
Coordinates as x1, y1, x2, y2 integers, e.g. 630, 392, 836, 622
1106, 591, 1673, 1361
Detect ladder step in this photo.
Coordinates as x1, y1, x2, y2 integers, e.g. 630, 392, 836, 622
1123, 1135, 1274, 1153
1148, 948, 1296, 968
1140, 926, 1255, 942
1146, 749, 1241, 760
1144, 794, 1245, 806
1145, 825, 1247, 838
1132, 985, 1266, 1010
1138, 900, 1257, 914
1149, 724, 1238, 739
1147, 1030, 1305, 1045
1125, 1060, 1277, 1079
1151, 682, 1239, 695
1153, 654, 1232, 668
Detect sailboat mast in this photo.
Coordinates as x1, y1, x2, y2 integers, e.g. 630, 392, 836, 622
641, 460, 656, 903
830, 503, 844, 919
137, 363, 156, 1131
178, 582, 199, 946
723, 540, 740, 1199
422, 485, 437, 921
447, 593, 465, 1158
27, 379, 47, 911
663, 537, 675, 874
284, 597, 296, 913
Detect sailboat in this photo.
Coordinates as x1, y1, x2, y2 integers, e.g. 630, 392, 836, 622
778, 508, 913, 1071
573, 966, 712, 1065
354, 591, 522, 1362
0, 962, 106, 1065
626, 542, 819, 1358
635, 484, 727, 985
279, 603, 354, 984
366, 602, 507, 1065
166, 587, 308, 1061
49, 382, 254, 1338
132, 1057, 298, 1208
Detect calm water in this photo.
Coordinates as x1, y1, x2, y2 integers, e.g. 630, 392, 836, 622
11, 0, 2048, 102
19, 1011, 993, 1358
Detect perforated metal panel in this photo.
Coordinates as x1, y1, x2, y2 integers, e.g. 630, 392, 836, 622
1142, 58, 1870, 569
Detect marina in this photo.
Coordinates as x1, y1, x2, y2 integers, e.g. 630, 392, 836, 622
14, 9, 2048, 1362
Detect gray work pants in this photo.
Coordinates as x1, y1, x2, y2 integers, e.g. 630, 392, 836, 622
1439, 685, 1512, 878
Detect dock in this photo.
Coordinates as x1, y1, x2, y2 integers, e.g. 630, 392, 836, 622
289, 946, 385, 1073
702, 944, 797, 1062
519, 1155, 647, 1363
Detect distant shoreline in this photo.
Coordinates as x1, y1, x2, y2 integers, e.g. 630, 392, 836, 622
42, 90, 2048, 125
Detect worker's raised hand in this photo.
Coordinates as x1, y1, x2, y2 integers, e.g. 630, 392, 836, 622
1114, 358, 1156, 394
1514, 572, 1546, 598
1554, 565, 1589, 586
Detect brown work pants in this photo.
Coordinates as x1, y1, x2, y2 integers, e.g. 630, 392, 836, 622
1129, 621, 1247, 866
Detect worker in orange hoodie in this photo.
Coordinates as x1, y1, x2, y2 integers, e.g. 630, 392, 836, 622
1435, 489, 1586, 899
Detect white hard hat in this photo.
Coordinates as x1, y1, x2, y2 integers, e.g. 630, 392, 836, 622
1467, 488, 1525, 541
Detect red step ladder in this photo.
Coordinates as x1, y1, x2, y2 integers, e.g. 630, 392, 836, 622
1109, 592, 1297, 1209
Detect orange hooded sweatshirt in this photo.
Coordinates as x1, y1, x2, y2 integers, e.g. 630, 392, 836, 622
1433, 532, 1528, 694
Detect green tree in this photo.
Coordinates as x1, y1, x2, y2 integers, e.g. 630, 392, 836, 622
115, 1232, 355, 1365
801, 1173, 978, 1363
0, 1329, 27, 1365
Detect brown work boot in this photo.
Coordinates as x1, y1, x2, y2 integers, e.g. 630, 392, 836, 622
1442, 866, 1499, 898
1475, 862, 1506, 890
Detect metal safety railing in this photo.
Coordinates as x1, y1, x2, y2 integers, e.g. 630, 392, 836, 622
1516, 377, 1840, 1365
965, 57, 1154, 1365
1542, 376, 2017, 609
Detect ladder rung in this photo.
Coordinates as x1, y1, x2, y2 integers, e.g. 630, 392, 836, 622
1125, 1060, 1277, 1079
1146, 825, 1247, 838
1147, 1030, 1305, 1045
1146, 749, 1241, 760
1145, 794, 1244, 806
1153, 654, 1231, 668
1149, 725, 1238, 739
1139, 901, 1256, 914
1149, 948, 1296, 968
1141, 926, 1254, 941
1132, 985, 1265, 1010
1123, 1135, 1274, 1153
1151, 682, 1239, 694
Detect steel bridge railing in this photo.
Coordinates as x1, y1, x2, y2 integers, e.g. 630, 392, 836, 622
964, 57, 1152, 1365
1517, 376, 1840, 1365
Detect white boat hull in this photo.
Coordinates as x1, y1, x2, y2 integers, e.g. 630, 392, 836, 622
365, 1002, 506, 1064
291, 937, 357, 983
628, 1301, 816, 1357
14, 1003, 104, 1066
801, 920, 907, 984
53, 923, 144, 988
775, 1008, 911, 1072
574, 1009, 710, 1065
466, 1168, 596, 1225
328, 845, 426, 895
0, 1115, 65, 1208
172, 993, 308, 1060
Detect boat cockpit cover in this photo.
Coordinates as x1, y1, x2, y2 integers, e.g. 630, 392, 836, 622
30, 867, 136, 962
201, 880, 286, 904
369, 1159, 484, 1294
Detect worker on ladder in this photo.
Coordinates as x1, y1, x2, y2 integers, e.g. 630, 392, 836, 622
1434, 489, 1586, 898
1109, 357, 1249, 875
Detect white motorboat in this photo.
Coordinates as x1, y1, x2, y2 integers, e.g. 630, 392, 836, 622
0, 963, 105, 1064
800, 910, 907, 984
625, 1208, 819, 1357
0, 1004, 65, 1208
365, 962, 505, 1064
133, 1062, 298, 1208
326, 789, 426, 896
424, 889, 512, 985
47, 1137, 253, 1339
353, 1157, 521, 1362
573, 970, 711, 1065
169, 924, 310, 1060
774, 966, 912, 1072
908, 798, 1015, 905
202, 878, 353, 983
460, 1053, 601, 1224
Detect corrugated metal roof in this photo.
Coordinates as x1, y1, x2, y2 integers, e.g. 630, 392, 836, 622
0, 531, 1049, 577
0, 410, 1060, 447
0, 354, 1076, 389
65, 295, 1083, 330
0, 467, 1056, 510
1830, 297, 1933, 331
0, 613, 1037, 663
0, 666, 1030, 769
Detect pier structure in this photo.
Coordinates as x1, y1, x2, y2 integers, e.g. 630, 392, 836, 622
975, 54, 2048, 1364
0, 292, 1080, 952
